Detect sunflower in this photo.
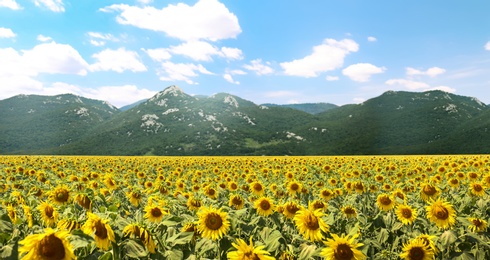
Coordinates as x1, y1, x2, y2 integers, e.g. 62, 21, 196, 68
294, 208, 329, 242
376, 194, 395, 211
447, 178, 460, 188
82, 212, 116, 250
425, 198, 456, 229
196, 206, 230, 240
282, 201, 303, 219
228, 181, 239, 191
204, 187, 218, 199
342, 206, 357, 219
468, 217, 488, 232
127, 190, 143, 207
414, 234, 439, 255
251, 181, 265, 196
287, 181, 302, 196
38, 201, 58, 227
420, 183, 440, 202
123, 224, 156, 253
19, 228, 75, 260
57, 219, 81, 232
22, 205, 34, 228
469, 182, 485, 197
395, 204, 417, 225
144, 204, 167, 223
6, 205, 17, 223
229, 194, 245, 210
254, 197, 275, 217
75, 193, 92, 210
181, 222, 201, 241
399, 238, 434, 260
321, 233, 366, 260
227, 237, 275, 260
187, 197, 202, 211
50, 185, 71, 205
320, 188, 335, 201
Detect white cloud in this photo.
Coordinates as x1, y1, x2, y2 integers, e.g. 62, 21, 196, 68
81, 84, 157, 107
353, 97, 366, 104
425, 86, 456, 93
36, 34, 52, 42
280, 38, 359, 77
0, 0, 21, 10
243, 59, 274, 75
137, 0, 152, 4
406, 67, 446, 77
342, 63, 386, 82
100, 0, 241, 42
158, 61, 213, 85
168, 41, 220, 61
264, 91, 299, 98
220, 47, 243, 60
34, 0, 64, 12
325, 75, 339, 81
229, 69, 246, 75
90, 47, 147, 73
87, 32, 119, 46
223, 73, 239, 84
0, 27, 16, 38
485, 41, 490, 51
385, 79, 430, 90
367, 36, 377, 42
143, 48, 172, 62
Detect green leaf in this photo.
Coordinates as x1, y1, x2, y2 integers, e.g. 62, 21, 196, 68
452, 252, 474, 260
98, 252, 113, 260
377, 228, 389, 244
69, 229, 94, 249
297, 244, 318, 260
262, 229, 283, 252
392, 222, 403, 231
124, 239, 148, 258
168, 231, 194, 246
440, 230, 458, 249
164, 249, 184, 260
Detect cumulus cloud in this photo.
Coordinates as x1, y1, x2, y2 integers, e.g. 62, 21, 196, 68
100, 0, 241, 42
87, 32, 119, 46
243, 59, 274, 75
325, 75, 339, 81
280, 38, 359, 77
81, 84, 157, 107
0, 27, 16, 38
36, 34, 52, 42
425, 86, 456, 93
342, 63, 386, 82
223, 73, 239, 84
0, 0, 21, 10
143, 48, 172, 62
220, 46, 243, 60
90, 47, 147, 73
367, 36, 377, 42
168, 41, 221, 61
406, 67, 446, 77
157, 61, 213, 85
485, 41, 490, 51
385, 79, 430, 90
34, 0, 64, 12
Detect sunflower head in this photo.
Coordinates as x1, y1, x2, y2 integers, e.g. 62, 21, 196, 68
19, 228, 76, 260
229, 194, 245, 210
376, 194, 395, 211
197, 206, 230, 240
342, 206, 357, 219
254, 197, 275, 217
468, 217, 488, 232
283, 201, 303, 219
395, 204, 418, 225
50, 185, 71, 205
400, 238, 435, 260
425, 198, 456, 229
321, 233, 366, 260
227, 237, 275, 260
144, 204, 167, 222
38, 201, 58, 227
82, 212, 116, 250
293, 209, 329, 242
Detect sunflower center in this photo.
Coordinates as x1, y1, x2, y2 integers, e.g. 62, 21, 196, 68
205, 213, 223, 230
423, 186, 436, 196
44, 206, 54, 218
244, 251, 260, 260
253, 183, 263, 191
291, 183, 299, 191
39, 234, 65, 260
260, 200, 271, 210
344, 207, 355, 215
402, 208, 412, 218
313, 201, 325, 210
472, 219, 483, 227
151, 207, 163, 217
56, 190, 69, 202
286, 204, 300, 214
305, 214, 320, 230
434, 206, 449, 220
334, 243, 353, 260
380, 196, 392, 205
408, 246, 425, 260
450, 179, 458, 184
232, 197, 243, 205
94, 220, 108, 239
473, 184, 483, 192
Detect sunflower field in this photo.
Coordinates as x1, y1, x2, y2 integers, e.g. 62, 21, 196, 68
1, 155, 490, 259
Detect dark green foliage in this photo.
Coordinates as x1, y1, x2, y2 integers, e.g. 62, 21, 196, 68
261, 102, 337, 114
1, 87, 489, 155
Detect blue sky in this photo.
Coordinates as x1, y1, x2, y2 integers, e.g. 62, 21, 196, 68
1, 0, 490, 107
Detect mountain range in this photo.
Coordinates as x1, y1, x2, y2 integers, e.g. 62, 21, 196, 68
1, 85, 489, 155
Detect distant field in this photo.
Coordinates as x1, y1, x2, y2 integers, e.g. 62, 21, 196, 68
1, 155, 489, 259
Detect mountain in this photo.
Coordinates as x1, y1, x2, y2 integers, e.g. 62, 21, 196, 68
0, 94, 119, 154
261, 102, 338, 114
119, 99, 147, 111
1, 86, 489, 155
